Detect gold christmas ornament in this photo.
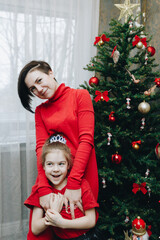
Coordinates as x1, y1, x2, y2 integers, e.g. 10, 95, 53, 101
133, 143, 140, 150
114, 0, 140, 22
138, 101, 151, 114
98, 39, 104, 46
136, 41, 143, 49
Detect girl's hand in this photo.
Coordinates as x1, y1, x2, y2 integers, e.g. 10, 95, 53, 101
50, 193, 64, 212
64, 188, 83, 219
45, 209, 64, 228
39, 193, 52, 211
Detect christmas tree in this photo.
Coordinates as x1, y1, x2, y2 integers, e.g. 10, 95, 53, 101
80, 13, 160, 240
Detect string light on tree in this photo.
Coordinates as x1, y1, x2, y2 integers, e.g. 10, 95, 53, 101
145, 169, 150, 178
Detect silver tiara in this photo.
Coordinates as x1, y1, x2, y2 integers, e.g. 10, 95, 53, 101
49, 135, 66, 144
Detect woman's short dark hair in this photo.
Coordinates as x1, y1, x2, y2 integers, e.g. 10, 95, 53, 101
17, 60, 52, 113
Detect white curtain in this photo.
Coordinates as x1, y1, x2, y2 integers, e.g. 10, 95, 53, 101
0, 0, 100, 239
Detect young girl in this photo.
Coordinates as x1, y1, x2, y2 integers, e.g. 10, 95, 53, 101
25, 135, 102, 240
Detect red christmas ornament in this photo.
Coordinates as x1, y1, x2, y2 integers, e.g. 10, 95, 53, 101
109, 111, 115, 122
111, 153, 122, 164
147, 46, 156, 56
94, 90, 109, 102
89, 76, 99, 86
155, 143, 160, 159
132, 140, 141, 150
132, 182, 147, 194
154, 78, 160, 87
132, 35, 147, 48
132, 216, 146, 236
94, 34, 110, 46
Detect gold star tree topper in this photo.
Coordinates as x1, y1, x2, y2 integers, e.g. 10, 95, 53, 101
114, 0, 140, 22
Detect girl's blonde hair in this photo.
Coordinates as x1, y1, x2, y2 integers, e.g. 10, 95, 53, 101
41, 135, 72, 170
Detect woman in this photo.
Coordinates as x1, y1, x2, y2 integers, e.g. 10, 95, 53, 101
18, 60, 99, 239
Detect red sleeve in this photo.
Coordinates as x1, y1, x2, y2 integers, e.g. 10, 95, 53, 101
67, 90, 95, 189
81, 179, 99, 210
35, 106, 52, 197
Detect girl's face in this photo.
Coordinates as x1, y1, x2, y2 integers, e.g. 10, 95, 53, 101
25, 69, 59, 99
43, 149, 69, 190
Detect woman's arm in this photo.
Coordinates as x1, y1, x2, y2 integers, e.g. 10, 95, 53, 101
32, 207, 48, 235
67, 90, 95, 190
64, 90, 95, 217
45, 208, 96, 229
35, 106, 53, 209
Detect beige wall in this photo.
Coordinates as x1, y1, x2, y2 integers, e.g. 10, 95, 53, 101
99, 0, 160, 70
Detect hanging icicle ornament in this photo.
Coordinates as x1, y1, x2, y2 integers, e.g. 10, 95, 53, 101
125, 67, 140, 84
111, 45, 120, 63
102, 177, 107, 188
128, 20, 133, 33
126, 97, 131, 109
124, 216, 130, 224
107, 132, 112, 145
140, 117, 145, 130
145, 169, 150, 178
144, 53, 148, 65
147, 186, 151, 197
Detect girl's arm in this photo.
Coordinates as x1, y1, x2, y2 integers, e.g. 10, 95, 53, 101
45, 208, 96, 229
31, 207, 48, 235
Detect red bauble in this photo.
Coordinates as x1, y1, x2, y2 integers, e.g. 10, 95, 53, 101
132, 216, 146, 236
89, 76, 99, 86
109, 115, 115, 122
109, 112, 115, 122
155, 78, 160, 87
111, 153, 122, 164
147, 46, 156, 56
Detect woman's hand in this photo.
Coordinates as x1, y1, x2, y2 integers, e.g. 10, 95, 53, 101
64, 188, 83, 219
39, 193, 52, 211
45, 209, 64, 228
50, 193, 64, 213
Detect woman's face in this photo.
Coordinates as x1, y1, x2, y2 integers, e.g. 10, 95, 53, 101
25, 69, 59, 99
